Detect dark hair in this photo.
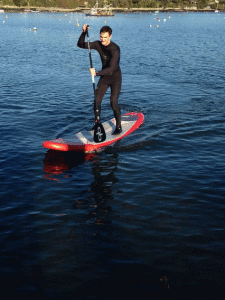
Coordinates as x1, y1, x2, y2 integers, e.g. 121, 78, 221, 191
100, 26, 112, 36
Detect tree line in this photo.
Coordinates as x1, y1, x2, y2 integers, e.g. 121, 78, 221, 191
1, 0, 223, 10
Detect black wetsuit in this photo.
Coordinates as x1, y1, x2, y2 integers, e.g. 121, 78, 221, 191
77, 32, 122, 129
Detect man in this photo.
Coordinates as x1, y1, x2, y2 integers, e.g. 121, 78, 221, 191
77, 24, 122, 135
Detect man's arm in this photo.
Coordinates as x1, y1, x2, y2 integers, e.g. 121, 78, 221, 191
77, 31, 88, 49
77, 24, 97, 78
77, 24, 90, 49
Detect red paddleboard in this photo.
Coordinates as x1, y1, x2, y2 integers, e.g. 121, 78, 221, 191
42, 112, 144, 153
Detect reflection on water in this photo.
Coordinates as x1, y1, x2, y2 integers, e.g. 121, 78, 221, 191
39, 150, 123, 298
87, 152, 118, 225
43, 150, 95, 180
43, 150, 118, 225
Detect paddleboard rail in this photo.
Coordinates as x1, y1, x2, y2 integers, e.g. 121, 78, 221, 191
42, 112, 144, 152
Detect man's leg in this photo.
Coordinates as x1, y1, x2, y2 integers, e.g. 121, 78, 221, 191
110, 76, 122, 130
94, 77, 108, 122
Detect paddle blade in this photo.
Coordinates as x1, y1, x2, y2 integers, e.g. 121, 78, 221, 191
93, 122, 106, 143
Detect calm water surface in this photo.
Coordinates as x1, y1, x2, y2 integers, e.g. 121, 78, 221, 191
0, 11, 225, 299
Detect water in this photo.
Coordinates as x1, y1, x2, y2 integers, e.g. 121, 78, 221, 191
0, 11, 225, 299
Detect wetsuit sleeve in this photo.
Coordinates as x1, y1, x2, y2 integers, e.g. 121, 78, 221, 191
96, 48, 120, 76
77, 31, 88, 49
77, 32, 97, 50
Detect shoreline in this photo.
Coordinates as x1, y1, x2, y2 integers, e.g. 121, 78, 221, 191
0, 5, 223, 13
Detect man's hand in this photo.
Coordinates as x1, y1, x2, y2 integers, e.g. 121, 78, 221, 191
89, 68, 96, 77
82, 24, 88, 33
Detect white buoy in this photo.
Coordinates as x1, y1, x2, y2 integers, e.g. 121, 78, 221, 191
164, 19, 166, 22
149, 25, 152, 27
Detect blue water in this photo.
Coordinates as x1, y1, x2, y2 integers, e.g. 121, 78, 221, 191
0, 11, 225, 299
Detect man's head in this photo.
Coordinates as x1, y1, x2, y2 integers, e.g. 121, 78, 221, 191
100, 26, 112, 46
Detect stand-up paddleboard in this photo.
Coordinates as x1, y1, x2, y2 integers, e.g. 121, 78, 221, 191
42, 112, 144, 153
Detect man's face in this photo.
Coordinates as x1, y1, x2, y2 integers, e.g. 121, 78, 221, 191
100, 32, 111, 46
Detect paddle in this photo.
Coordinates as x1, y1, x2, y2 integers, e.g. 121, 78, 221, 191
86, 25, 106, 143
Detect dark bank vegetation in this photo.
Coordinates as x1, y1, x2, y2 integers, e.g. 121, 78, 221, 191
0, 0, 223, 10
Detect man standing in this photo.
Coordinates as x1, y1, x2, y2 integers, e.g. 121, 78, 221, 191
77, 24, 122, 135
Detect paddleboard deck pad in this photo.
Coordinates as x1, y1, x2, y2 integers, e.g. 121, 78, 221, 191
42, 112, 144, 152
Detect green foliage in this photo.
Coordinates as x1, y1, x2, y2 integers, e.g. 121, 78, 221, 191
28, 0, 54, 7
13, 0, 27, 6
148, 0, 158, 7
13, 0, 20, 5
196, 0, 207, 9
1, 0, 13, 4
137, 0, 148, 7
1, 0, 222, 10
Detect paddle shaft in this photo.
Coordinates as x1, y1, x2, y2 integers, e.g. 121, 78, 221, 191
85, 26, 105, 139
86, 27, 96, 96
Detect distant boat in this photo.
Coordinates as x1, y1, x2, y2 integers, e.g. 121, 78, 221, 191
214, 9, 219, 13
85, 0, 114, 17
24, 9, 39, 13
0, 9, 5, 13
